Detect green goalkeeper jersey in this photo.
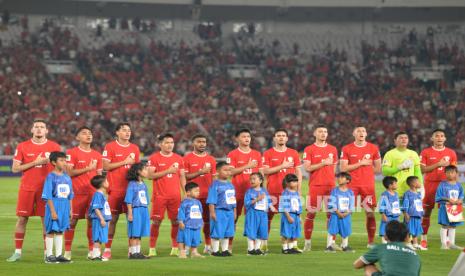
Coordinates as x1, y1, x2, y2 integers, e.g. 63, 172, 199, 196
382, 148, 423, 196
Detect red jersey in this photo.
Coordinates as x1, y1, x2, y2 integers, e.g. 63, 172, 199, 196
102, 140, 140, 192
66, 146, 103, 195
340, 142, 381, 187
303, 143, 338, 187
420, 147, 457, 182
183, 152, 217, 199
148, 152, 185, 198
263, 147, 301, 195
13, 139, 61, 191
226, 148, 262, 196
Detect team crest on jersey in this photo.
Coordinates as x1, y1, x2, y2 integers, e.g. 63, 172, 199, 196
129, 153, 135, 159
382, 159, 389, 165
205, 162, 211, 168
444, 156, 450, 162
102, 150, 107, 157
288, 157, 293, 162
173, 162, 179, 168
66, 154, 71, 162
328, 153, 333, 159
364, 154, 371, 159
226, 158, 231, 164
45, 152, 50, 158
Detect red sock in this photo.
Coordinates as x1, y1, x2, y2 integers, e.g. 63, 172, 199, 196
105, 234, 114, 249
86, 222, 93, 251
15, 232, 25, 250
64, 226, 75, 251
43, 234, 46, 250
203, 222, 211, 245
326, 212, 331, 228
150, 224, 160, 248
171, 224, 179, 247
304, 213, 315, 239
422, 216, 431, 235
366, 216, 376, 244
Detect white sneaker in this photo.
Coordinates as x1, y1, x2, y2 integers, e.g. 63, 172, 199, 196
332, 244, 343, 251
449, 244, 464, 250
87, 251, 93, 259
441, 244, 450, 250
64, 251, 72, 260
203, 246, 211, 254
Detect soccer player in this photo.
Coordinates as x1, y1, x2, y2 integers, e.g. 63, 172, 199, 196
303, 124, 338, 251
226, 128, 262, 250
340, 126, 381, 248
101, 122, 140, 259
147, 133, 186, 257
7, 119, 61, 262
64, 126, 103, 260
382, 131, 423, 198
183, 134, 217, 253
263, 129, 302, 227
419, 129, 457, 248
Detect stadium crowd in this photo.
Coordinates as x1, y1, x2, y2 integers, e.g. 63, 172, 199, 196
1, 23, 465, 158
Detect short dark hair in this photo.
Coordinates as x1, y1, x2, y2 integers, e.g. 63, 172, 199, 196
432, 129, 446, 136
336, 172, 352, 182
126, 162, 146, 181
406, 176, 419, 187
274, 128, 288, 136
32, 119, 47, 127
90, 175, 106, 189
158, 133, 174, 142
185, 182, 199, 192
49, 151, 66, 163
385, 220, 408, 242
282, 173, 299, 189
235, 128, 251, 137
314, 124, 327, 131
191, 133, 207, 142
445, 165, 458, 173
114, 122, 131, 133
394, 131, 408, 139
216, 161, 228, 170
382, 176, 397, 189
250, 172, 264, 187
75, 126, 92, 136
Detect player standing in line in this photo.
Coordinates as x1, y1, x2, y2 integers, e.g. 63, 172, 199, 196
7, 119, 61, 262
101, 122, 140, 259
262, 128, 302, 251
148, 133, 186, 257
382, 131, 423, 198
226, 128, 262, 251
303, 125, 338, 251
419, 129, 457, 249
340, 126, 381, 248
183, 134, 217, 254
64, 126, 103, 260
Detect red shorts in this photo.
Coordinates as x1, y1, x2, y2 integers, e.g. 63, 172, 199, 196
108, 191, 127, 215
307, 185, 333, 212
423, 181, 441, 209
72, 194, 93, 219
199, 198, 210, 223
350, 185, 377, 211
151, 196, 181, 221
16, 189, 45, 217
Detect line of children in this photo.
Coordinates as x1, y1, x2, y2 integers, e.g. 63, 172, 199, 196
436, 165, 464, 250
177, 182, 205, 258
42, 151, 74, 264
243, 173, 276, 255
379, 176, 401, 244
326, 172, 355, 253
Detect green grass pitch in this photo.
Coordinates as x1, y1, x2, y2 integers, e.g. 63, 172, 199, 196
0, 177, 462, 275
